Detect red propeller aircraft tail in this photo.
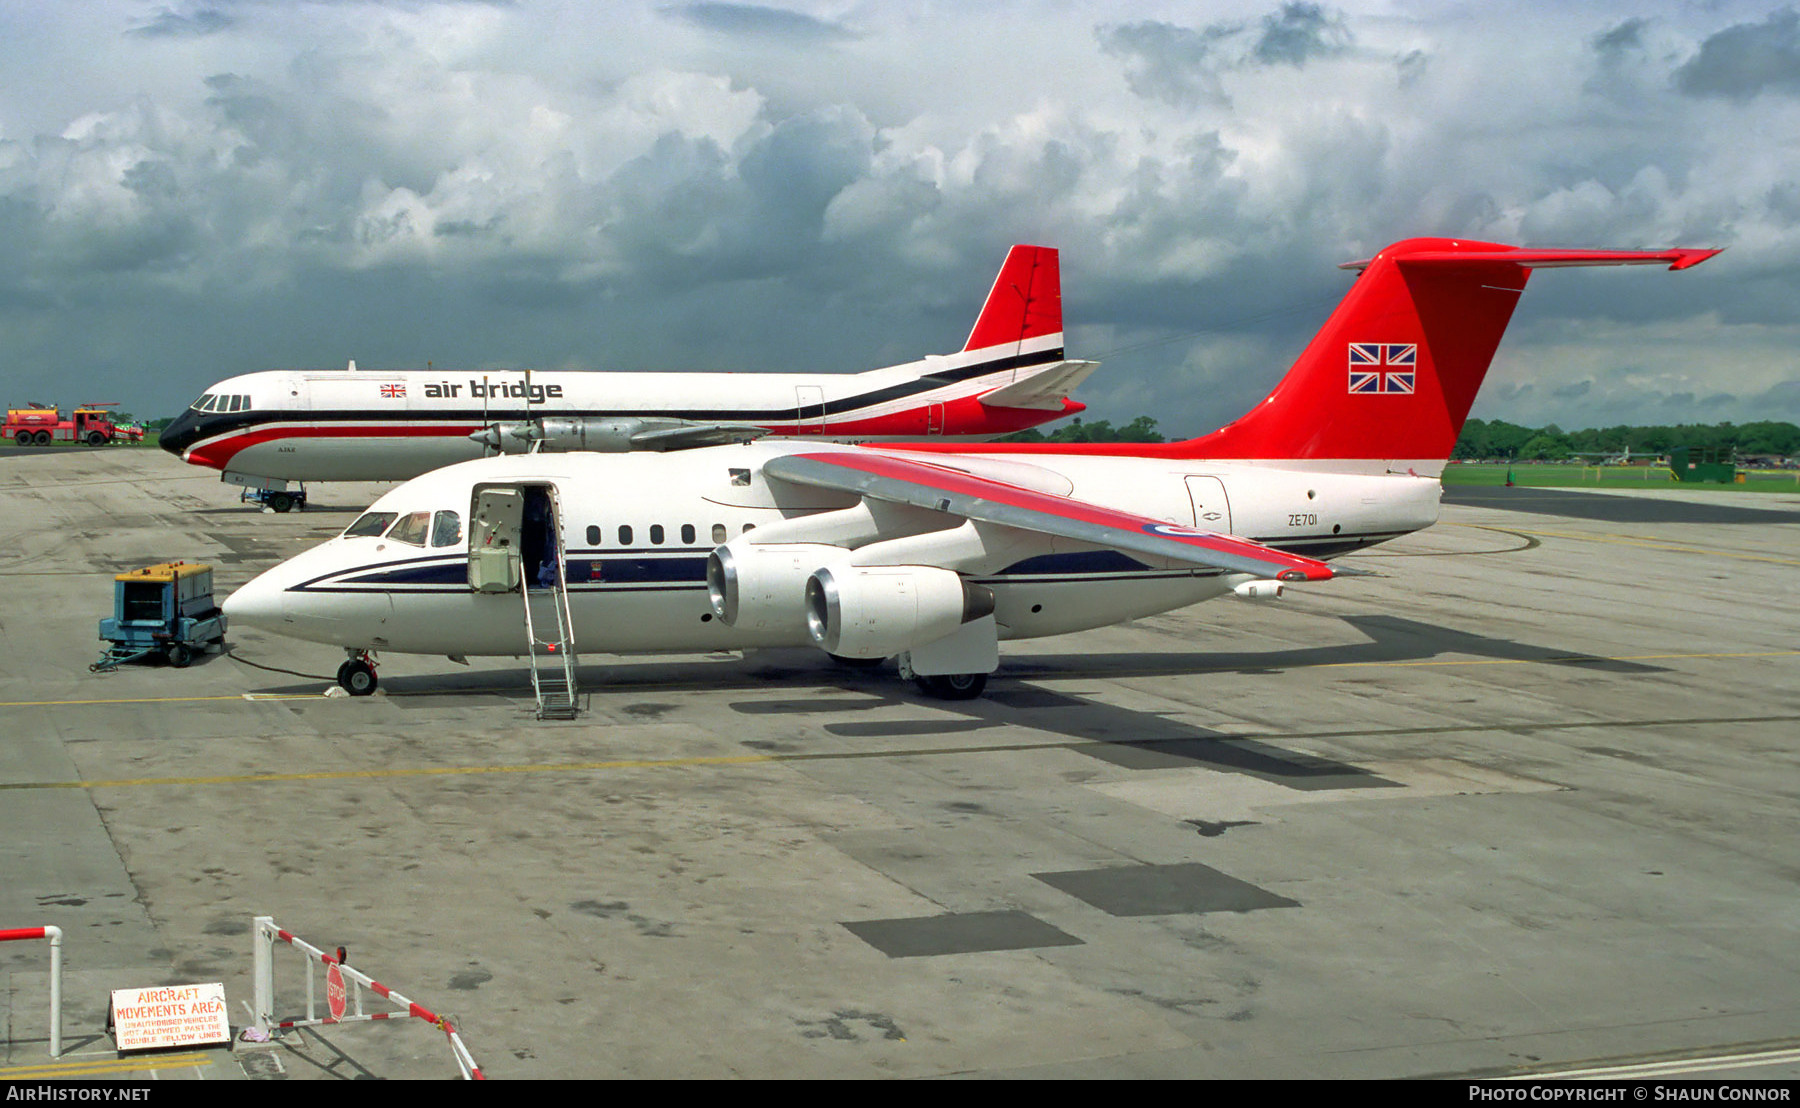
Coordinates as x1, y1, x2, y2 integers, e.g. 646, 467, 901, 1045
963, 244, 1062, 355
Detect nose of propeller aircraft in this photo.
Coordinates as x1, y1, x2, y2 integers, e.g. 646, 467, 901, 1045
158, 408, 203, 458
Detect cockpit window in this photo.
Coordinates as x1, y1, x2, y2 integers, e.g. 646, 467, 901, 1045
430, 510, 463, 548
387, 511, 431, 546
343, 511, 397, 538
190, 393, 251, 413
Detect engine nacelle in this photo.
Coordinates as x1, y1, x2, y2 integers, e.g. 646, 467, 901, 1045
1231, 578, 1285, 600
707, 542, 848, 631
804, 565, 995, 659
471, 416, 761, 453
530, 417, 643, 452
468, 418, 648, 453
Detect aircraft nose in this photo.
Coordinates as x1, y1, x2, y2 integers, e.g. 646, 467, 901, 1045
159, 409, 201, 457
223, 566, 288, 629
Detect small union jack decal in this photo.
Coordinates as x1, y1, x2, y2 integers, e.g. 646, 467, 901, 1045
1348, 343, 1415, 394
380, 383, 406, 399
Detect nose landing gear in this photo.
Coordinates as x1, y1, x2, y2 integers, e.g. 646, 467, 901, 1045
337, 649, 379, 696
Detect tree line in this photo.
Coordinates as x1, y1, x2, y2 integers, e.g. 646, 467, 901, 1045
1006, 416, 1800, 459
1000, 416, 1167, 443
1452, 419, 1800, 461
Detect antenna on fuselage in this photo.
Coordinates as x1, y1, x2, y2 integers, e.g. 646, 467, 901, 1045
481, 373, 495, 456
524, 366, 543, 454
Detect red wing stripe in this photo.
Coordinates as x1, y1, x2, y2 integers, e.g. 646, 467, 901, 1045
766, 451, 1335, 582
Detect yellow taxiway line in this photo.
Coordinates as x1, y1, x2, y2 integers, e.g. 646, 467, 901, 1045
0, 1050, 214, 1080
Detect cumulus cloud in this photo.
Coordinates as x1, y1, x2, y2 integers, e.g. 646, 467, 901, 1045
1593, 16, 1649, 60
0, 1, 1791, 434
1097, 3, 1354, 110
1252, 2, 1352, 67
1097, 21, 1238, 109
1675, 7, 1800, 99
662, 2, 856, 44
126, 7, 235, 39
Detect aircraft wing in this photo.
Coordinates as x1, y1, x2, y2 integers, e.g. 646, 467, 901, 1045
762, 450, 1338, 582
977, 359, 1101, 410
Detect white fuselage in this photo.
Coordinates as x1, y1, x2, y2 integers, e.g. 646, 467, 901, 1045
162, 336, 1082, 483
224, 442, 1441, 659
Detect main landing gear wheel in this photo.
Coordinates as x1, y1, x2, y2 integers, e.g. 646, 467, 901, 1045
913, 672, 987, 700
337, 657, 378, 696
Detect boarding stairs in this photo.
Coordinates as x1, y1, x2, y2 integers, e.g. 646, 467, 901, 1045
520, 529, 579, 720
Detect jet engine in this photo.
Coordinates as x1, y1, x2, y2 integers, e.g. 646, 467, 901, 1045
804, 565, 995, 659
707, 542, 847, 632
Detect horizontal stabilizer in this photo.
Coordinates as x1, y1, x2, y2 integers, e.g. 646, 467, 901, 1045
1338, 246, 1722, 271
977, 360, 1100, 410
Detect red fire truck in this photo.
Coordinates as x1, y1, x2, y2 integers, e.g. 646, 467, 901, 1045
4, 403, 138, 446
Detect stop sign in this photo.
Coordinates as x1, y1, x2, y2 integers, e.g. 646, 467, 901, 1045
326, 961, 346, 1020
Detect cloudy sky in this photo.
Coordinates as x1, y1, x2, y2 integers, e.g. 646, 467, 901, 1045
2, 0, 1797, 433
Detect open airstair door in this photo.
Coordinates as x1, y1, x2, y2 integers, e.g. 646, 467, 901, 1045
467, 482, 579, 719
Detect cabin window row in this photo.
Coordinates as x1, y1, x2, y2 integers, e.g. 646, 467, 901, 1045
584, 523, 749, 548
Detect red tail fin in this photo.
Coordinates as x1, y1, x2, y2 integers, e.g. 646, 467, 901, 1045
1184, 238, 1720, 463
964, 245, 1062, 353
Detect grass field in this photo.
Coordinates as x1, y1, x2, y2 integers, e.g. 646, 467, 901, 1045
1442, 462, 1800, 493
17, 441, 1800, 495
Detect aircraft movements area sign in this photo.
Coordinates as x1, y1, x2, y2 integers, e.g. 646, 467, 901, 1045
110, 982, 231, 1052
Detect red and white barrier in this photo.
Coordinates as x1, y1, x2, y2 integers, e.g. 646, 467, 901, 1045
250, 916, 483, 1080
0, 925, 63, 1057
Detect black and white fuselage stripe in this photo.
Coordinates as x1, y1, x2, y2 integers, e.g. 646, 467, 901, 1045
162, 336, 1082, 482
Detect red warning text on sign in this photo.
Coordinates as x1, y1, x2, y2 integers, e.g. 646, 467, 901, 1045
111, 982, 231, 1052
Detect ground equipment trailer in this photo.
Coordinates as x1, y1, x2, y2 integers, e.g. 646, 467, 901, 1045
239, 483, 308, 513
5, 403, 135, 446
91, 562, 227, 671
